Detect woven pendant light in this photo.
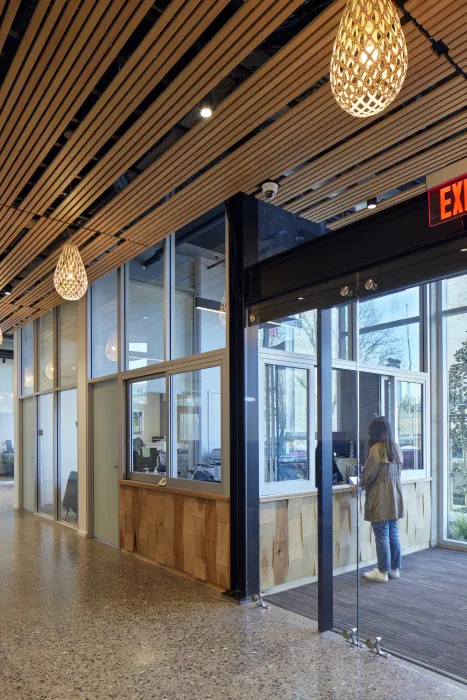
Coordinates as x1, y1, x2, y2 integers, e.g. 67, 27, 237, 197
105, 332, 118, 362
0, 327, 3, 346
24, 368, 34, 388
330, 0, 408, 118
45, 361, 54, 380
54, 242, 88, 300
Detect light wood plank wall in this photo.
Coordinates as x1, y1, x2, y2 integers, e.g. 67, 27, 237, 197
260, 481, 431, 590
119, 485, 230, 589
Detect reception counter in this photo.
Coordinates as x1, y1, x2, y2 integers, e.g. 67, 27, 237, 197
118, 481, 230, 590
260, 479, 432, 591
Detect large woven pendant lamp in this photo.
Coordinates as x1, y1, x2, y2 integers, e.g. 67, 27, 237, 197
0, 327, 3, 346
54, 242, 88, 301
330, 0, 408, 118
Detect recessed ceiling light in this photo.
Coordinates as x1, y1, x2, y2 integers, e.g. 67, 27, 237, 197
367, 197, 377, 210
143, 316, 148, 319
200, 106, 213, 118
461, 249, 467, 253
298, 296, 304, 300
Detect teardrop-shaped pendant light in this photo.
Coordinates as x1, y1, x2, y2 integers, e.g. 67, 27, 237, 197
105, 332, 118, 362
219, 295, 227, 327
330, 0, 408, 118
45, 361, 54, 380
54, 242, 88, 301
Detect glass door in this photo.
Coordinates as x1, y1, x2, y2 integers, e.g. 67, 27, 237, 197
22, 397, 35, 513
37, 393, 54, 517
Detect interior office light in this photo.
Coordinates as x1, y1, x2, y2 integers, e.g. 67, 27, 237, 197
367, 197, 377, 209
105, 332, 118, 362
45, 361, 54, 380
54, 242, 88, 301
200, 93, 213, 119
330, 0, 408, 118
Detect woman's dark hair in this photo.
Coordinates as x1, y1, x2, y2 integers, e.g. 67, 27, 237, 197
368, 416, 402, 463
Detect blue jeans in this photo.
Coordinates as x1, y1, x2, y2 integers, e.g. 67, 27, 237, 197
372, 520, 401, 572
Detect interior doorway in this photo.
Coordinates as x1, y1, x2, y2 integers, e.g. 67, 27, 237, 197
92, 380, 119, 546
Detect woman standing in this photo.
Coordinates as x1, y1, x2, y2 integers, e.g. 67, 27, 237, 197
355, 416, 404, 582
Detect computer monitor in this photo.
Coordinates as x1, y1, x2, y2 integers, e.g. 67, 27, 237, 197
332, 432, 347, 457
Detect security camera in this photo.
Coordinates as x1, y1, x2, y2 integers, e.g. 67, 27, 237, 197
262, 181, 279, 200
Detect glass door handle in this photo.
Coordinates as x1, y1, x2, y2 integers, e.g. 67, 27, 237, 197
113, 465, 118, 469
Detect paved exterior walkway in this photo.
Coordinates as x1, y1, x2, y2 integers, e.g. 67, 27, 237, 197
1, 483, 466, 699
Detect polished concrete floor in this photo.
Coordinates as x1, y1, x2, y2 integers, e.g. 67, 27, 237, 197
1, 484, 466, 700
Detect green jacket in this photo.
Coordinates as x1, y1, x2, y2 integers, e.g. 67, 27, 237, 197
361, 443, 404, 523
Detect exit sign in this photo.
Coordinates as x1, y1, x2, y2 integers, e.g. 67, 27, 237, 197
428, 174, 467, 226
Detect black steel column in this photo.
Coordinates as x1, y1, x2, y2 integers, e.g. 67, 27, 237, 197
317, 308, 333, 632
226, 193, 260, 601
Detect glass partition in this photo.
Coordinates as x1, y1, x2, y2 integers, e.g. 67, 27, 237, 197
129, 376, 166, 476
59, 302, 78, 387
90, 270, 118, 378
171, 366, 221, 483
173, 210, 226, 359
21, 322, 34, 395
58, 389, 78, 525
126, 244, 164, 370
39, 310, 54, 391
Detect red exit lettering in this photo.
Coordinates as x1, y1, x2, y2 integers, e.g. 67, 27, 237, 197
439, 179, 467, 220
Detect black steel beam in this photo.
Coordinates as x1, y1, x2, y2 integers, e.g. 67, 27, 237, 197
226, 193, 260, 601
316, 308, 333, 633
246, 195, 463, 306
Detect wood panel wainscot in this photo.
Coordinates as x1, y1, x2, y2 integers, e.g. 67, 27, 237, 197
119, 483, 230, 589
260, 481, 432, 591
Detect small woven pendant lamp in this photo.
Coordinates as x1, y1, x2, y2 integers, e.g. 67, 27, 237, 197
105, 332, 118, 362
54, 242, 88, 301
330, 0, 408, 118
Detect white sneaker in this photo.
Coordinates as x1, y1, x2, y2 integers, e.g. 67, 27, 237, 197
388, 568, 400, 579
363, 568, 388, 582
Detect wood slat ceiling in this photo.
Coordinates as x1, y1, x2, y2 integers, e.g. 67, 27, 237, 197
0, 0, 466, 332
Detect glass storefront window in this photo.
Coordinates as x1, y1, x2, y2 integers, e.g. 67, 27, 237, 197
21, 322, 34, 395
59, 302, 78, 387
264, 364, 309, 483
173, 211, 226, 359
126, 245, 164, 370
58, 389, 78, 525
39, 310, 54, 391
130, 376, 166, 475
171, 366, 221, 483
397, 381, 423, 471
90, 270, 118, 378
443, 274, 467, 311
259, 306, 350, 359
359, 287, 420, 370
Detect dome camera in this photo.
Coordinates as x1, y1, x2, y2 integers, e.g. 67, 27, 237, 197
262, 181, 279, 200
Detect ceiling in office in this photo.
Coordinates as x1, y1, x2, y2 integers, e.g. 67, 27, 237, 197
0, 0, 465, 332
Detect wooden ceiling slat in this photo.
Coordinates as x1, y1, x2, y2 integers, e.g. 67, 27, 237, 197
0, 0, 51, 112
0, 0, 70, 139
99, 28, 449, 236
17, 0, 226, 214
272, 73, 464, 208
0, 0, 155, 209
326, 184, 427, 230
0, 0, 20, 54
306, 135, 467, 221
38, 0, 311, 234
0, 0, 290, 255
283, 87, 467, 214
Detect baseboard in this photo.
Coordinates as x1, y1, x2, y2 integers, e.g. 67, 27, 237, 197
77, 529, 89, 538
263, 542, 431, 596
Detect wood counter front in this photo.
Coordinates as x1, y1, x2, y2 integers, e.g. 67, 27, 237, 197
119, 483, 230, 589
